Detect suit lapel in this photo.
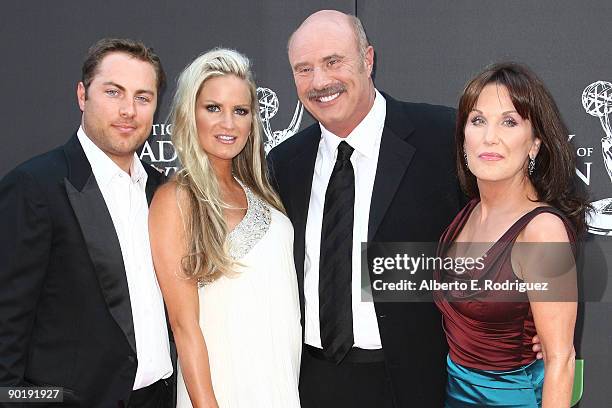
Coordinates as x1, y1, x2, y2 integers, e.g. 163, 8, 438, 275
63, 135, 137, 354
368, 98, 416, 241
287, 130, 319, 288
143, 163, 163, 205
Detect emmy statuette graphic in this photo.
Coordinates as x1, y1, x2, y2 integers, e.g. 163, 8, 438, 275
257, 87, 304, 154
582, 80, 612, 235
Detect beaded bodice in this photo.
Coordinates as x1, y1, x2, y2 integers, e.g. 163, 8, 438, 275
228, 180, 271, 260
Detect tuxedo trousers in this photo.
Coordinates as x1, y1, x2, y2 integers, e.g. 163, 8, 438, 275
299, 346, 395, 408
126, 377, 173, 408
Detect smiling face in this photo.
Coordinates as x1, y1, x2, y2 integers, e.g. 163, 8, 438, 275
77, 52, 157, 171
464, 83, 541, 185
195, 74, 252, 169
288, 11, 375, 137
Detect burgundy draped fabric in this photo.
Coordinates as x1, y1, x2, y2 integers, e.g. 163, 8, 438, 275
434, 199, 576, 371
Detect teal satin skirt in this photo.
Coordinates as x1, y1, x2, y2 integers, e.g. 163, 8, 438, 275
445, 355, 544, 407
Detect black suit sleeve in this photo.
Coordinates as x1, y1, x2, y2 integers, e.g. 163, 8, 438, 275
0, 169, 51, 385
266, 150, 281, 194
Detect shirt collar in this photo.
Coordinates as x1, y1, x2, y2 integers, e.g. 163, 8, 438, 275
319, 89, 386, 160
77, 126, 147, 187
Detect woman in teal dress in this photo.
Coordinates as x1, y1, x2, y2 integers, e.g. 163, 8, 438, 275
434, 63, 589, 407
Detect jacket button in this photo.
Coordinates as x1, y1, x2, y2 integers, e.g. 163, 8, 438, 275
128, 355, 136, 363
378, 314, 386, 318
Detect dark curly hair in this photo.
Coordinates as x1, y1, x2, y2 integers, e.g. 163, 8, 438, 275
455, 62, 590, 234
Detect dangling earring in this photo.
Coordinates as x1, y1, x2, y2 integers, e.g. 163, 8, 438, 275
528, 156, 536, 176
463, 151, 469, 168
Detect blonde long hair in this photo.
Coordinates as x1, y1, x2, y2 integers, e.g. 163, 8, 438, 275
169, 48, 285, 284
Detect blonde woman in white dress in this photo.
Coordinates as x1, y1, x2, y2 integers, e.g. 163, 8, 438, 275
149, 49, 301, 408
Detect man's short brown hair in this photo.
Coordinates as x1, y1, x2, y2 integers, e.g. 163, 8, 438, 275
81, 38, 166, 93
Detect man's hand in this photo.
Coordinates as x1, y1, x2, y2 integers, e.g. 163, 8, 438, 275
532, 335, 543, 359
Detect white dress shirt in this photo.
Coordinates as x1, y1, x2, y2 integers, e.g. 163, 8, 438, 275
304, 90, 386, 349
77, 127, 173, 390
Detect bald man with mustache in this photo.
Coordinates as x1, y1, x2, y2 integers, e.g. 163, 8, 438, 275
268, 10, 461, 407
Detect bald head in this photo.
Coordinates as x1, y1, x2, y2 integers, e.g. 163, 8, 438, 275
288, 10, 369, 60
286, 9, 375, 137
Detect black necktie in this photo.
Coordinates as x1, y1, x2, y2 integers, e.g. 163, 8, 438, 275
319, 141, 355, 364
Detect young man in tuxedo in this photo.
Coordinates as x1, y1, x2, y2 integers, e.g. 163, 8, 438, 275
0, 38, 174, 408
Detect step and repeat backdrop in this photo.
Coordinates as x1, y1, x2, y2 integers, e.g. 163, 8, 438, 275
1, 1, 610, 405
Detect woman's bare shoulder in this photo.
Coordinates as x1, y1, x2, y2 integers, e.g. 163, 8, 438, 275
519, 210, 570, 243
151, 178, 192, 214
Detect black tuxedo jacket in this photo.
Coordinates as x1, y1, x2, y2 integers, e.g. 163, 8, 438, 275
268, 93, 464, 407
0, 135, 169, 407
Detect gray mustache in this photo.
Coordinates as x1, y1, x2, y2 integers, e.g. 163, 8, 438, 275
307, 83, 346, 100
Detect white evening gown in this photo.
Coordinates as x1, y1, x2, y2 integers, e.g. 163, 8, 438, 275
176, 183, 302, 408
